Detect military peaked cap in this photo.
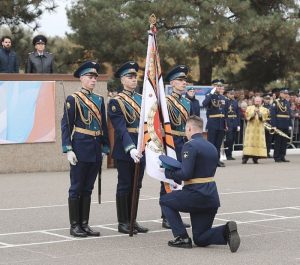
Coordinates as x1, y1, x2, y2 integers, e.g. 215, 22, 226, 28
32, 35, 47, 45
165, 65, 189, 82
115, 61, 139, 78
159, 155, 181, 170
73, 61, 100, 78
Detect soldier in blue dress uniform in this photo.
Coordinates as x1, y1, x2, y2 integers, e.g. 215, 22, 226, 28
262, 94, 273, 157
271, 89, 292, 162
108, 61, 148, 234
160, 65, 192, 229
202, 79, 227, 167
61, 61, 110, 237
224, 89, 240, 160
159, 116, 240, 252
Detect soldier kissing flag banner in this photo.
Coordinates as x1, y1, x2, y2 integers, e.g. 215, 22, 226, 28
137, 20, 180, 191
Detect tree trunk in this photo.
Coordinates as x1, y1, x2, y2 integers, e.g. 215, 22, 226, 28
198, 48, 213, 85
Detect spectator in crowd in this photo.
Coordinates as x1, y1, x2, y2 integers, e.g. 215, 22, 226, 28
26, 35, 54, 73
0, 36, 19, 73
185, 86, 200, 116
242, 96, 268, 164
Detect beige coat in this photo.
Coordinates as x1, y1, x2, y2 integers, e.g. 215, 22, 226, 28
243, 106, 268, 157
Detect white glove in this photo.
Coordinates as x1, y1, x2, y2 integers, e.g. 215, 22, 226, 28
67, 151, 78, 166
237, 126, 240, 132
210, 87, 216, 94
102, 152, 106, 158
130, 148, 142, 163
289, 126, 292, 131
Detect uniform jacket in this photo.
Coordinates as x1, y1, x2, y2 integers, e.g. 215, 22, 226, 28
271, 98, 292, 129
0, 48, 19, 73
169, 133, 221, 208
202, 93, 227, 130
226, 98, 240, 130
61, 88, 110, 162
108, 89, 144, 162
167, 91, 191, 159
26, 51, 54, 73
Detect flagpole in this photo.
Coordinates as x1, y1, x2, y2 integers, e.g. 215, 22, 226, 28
129, 15, 157, 237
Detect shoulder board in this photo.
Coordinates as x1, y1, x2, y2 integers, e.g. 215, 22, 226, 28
28, 52, 34, 54
93, 92, 102, 97
45, 51, 52, 54
184, 97, 191, 102
186, 139, 195, 144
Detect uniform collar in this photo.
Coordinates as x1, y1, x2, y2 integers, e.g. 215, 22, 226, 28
122, 89, 135, 96
191, 133, 203, 139
80, 88, 92, 95
171, 91, 182, 99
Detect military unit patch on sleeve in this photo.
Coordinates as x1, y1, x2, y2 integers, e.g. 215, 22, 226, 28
67, 102, 71, 109
183, 151, 189, 159
111, 105, 116, 112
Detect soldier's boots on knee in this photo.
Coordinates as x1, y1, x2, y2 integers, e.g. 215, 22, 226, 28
224, 221, 240, 253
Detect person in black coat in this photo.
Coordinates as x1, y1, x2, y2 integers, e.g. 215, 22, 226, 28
0, 36, 19, 73
26, 35, 54, 73
159, 116, 240, 252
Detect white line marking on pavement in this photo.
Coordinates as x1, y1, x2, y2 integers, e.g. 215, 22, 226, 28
248, 211, 286, 218
218, 205, 300, 215
40, 231, 75, 240
97, 225, 118, 232
0, 242, 13, 247
1, 187, 299, 211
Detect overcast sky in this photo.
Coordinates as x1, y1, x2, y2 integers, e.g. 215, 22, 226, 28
37, 1, 72, 37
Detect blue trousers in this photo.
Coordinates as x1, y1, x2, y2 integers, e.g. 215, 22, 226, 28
160, 190, 227, 246
69, 161, 101, 198
274, 129, 289, 160
116, 159, 145, 196
207, 129, 225, 158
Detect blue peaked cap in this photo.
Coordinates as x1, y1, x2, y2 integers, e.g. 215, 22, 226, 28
165, 65, 189, 82
159, 155, 181, 170
73, 61, 100, 78
115, 61, 139, 78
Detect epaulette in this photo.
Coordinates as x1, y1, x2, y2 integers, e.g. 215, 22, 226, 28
28, 52, 34, 54
186, 138, 195, 144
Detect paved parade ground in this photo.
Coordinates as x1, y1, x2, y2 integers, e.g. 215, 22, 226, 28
0, 154, 300, 265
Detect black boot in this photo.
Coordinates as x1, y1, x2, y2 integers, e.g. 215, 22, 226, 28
224, 221, 241, 253
168, 236, 192, 248
80, 196, 100, 237
68, 198, 87, 237
130, 191, 148, 233
116, 194, 137, 234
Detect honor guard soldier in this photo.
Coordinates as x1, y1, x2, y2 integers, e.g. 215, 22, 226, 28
160, 65, 192, 229
224, 89, 240, 160
108, 61, 148, 234
61, 61, 110, 237
271, 89, 292, 162
26, 35, 54, 73
159, 116, 240, 251
202, 79, 227, 167
262, 94, 273, 157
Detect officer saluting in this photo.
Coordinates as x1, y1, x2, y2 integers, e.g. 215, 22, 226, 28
202, 79, 227, 167
271, 89, 292, 162
108, 61, 148, 234
160, 65, 191, 229
26, 35, 54, 73
61, 61, 110, 237
159, 116, 240, 252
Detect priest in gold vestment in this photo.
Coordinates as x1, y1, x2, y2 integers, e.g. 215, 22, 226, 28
242, 97, 269, 164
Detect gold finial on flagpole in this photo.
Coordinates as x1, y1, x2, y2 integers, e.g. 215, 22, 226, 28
149, 14, 156, 29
